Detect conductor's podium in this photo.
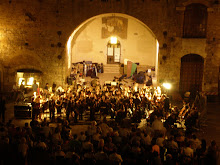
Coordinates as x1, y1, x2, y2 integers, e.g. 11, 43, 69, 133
14, 103, 32, 119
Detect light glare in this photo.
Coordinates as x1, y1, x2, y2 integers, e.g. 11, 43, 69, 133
110, 36, 117, 44
27, 77, 34, 86
162, 83, 171, 89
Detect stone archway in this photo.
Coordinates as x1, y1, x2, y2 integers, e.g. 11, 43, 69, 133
4, 54, 44, 90
66, 13, 159, 83
180, 54, 204, 94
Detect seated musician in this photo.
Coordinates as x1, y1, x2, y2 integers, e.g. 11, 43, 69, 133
179, 101, 190, 119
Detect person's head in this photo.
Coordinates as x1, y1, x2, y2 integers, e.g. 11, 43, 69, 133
201, 139, 206, 149
112, 147, 117, 153
73, 134, 77, 139
152, 151, 158, 157
25, 123, 28, 127
166, 154, 172, 161
21, 137, 27, 144
56, 145, 62, 151
98, 139, 104, 148
192, 134, 197, 140
186, 141, 191, 147
211, 140, 216, 147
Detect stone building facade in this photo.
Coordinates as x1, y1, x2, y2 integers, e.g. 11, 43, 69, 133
0, 0, 219, 95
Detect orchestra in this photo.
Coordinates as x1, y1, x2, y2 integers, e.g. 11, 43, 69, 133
28, 80, 174, 123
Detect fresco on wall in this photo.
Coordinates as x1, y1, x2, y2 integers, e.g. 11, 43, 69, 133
102, 16, 128, 39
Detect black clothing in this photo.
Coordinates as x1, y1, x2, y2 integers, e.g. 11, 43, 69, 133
49, 100, 55, 120
0, 98, 6, 122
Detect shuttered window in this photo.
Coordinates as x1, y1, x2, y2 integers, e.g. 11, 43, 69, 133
183, 3, 207, 38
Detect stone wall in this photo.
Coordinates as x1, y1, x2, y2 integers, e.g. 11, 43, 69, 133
0, 0, 218, 93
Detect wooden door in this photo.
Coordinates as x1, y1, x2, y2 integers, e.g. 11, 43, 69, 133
180, 54, 204, 94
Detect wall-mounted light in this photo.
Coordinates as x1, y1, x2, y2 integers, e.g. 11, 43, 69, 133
162, 83, 171, 90
110, 36, 117, 44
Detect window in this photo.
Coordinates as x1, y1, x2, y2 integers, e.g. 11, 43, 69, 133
183, 3, 207, 38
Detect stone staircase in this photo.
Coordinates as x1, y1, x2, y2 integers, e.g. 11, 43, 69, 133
103, 64, 120, 74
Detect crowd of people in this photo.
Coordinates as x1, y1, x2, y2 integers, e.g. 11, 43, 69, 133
0, 77, 218, 165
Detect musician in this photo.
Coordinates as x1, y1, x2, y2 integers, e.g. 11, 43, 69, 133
99, 96, 108, 121
115, 105, 126, 123
41, 98, 48, 120
163, 96, 170, 112
164, 114, 176, 129
133, 95, 141, 109
86, 95, 94, 121
49, 97, 56, 121
131, 106, 142, 123
56, 96, 63, 117
179, 101, 190, 119
78, 99, 86, 120
66, 97, 72, 121
32, 96, 41, 120
140, 95, 148, 109
185, 107, 199, 129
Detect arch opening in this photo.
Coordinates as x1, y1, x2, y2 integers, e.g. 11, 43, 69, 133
66, 13, 159, 85
16, 69, 42, 88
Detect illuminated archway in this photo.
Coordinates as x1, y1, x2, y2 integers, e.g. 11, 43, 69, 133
66, 13, 159, 83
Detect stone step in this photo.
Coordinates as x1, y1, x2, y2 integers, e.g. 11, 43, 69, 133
104, 69, 120, 72
104, 64, 120, 73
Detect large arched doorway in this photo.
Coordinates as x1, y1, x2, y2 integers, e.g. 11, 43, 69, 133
66, 13, 159, 84
180, 54, 204, 94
